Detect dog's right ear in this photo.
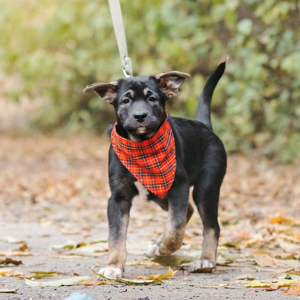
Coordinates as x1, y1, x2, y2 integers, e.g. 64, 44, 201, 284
83, 82, 118, 104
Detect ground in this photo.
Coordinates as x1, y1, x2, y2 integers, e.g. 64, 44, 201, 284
0, 132, 299, 300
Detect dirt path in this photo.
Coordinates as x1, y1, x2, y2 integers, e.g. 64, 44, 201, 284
0, 133, 299, 299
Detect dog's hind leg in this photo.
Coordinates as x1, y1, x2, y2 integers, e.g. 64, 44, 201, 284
99, 196, 132, 279
145, 201, 194, 257
189, 166, 225, 271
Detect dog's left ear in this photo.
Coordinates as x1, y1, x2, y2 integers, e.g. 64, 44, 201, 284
155, 71, 191, 99
83, 81, 118, 104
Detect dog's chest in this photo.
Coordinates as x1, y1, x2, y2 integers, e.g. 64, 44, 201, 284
134, 181, 150, 201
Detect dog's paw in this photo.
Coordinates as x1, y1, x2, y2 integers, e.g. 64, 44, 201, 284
144, 243, 162, 258
188, 259, 215, 273
98, 267, 123, 279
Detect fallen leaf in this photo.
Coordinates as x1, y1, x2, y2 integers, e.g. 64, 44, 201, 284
92, 266, 163, 285
12, 242, 29, 252
126, 261, 160, 267
269, 216, 295, 225
50, 239, 87, 252
245, 279, 300, 288
138, 267, 178, 280
236, 274, 255, 280
23, 271, 64, 279
217, 254, 234, 266
0, 268, 24, 278
286, 284, 300, 296
252, 249, 269, 255
236, 231, 250, 239
25, 276, 92, 287
272, 268, 300, 277
0, 236, 23, 244
0, 289, 18, 293
51, 240, 108, 256
151, 255, 196, 267
79, 280, 109, 286
57, 227, 81, 235
0, 258, 22, 266
255, 254, 287, 267
0, 251, 32, 257
166, 282, 229, 288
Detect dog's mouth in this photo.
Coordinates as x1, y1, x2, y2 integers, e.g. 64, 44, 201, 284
126, 126, 156, 141
136, 127, 147, 134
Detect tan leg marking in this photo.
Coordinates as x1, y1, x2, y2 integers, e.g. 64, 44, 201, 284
100, 215, 129, 278
158, 202, 194, 255
189, 228, 218, 272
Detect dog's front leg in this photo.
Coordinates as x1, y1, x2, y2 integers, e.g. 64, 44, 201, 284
99, 196, 131, 279
145, 202, 194, 257
157, 183, 190, 256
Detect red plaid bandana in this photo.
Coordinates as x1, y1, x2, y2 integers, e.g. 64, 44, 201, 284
111, 119, 176, 199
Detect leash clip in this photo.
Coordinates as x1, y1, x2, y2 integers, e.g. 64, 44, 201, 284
122, 56, 133, 78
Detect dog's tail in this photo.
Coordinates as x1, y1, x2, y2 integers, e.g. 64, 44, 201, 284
195, 61, 226, 131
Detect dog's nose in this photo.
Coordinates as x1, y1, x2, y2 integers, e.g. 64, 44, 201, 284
134, 112, 148, 123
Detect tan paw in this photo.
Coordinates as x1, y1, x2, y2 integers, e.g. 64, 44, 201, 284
98, 267, 123, 279
189, 259, 215, 273
144, 243, 162, 258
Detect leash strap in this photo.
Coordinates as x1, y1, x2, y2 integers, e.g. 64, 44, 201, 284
108, 0, 133, 77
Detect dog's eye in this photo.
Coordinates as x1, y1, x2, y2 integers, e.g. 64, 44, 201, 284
122, 98, 130, 104
149, 96, 156, 102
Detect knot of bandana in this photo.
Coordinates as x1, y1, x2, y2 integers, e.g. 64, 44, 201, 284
111, 119, 176, 199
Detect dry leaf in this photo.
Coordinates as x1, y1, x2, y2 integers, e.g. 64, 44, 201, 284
12, 242, 29, 252
0, 268, 24, 278
126, 261, 160, 267
138, 267, 177, 280
0, 289, 18, 293
23, 271, 64, 279
92, 266, 163, 285
0, 251, 32, 257
79, 280, 109, 286
245, 279, 300, 288
0, 258, 22, 266
287, 284, 300, 296
25, 276, 91, 287
236, 274, 255, 280
255, 254, 287, 267
0, 236, 23, 244
252, 249, 269, 255
269, 216, 295, 225
151, 255, 196, 267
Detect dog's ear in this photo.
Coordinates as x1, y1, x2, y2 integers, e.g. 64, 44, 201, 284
155, 71, 191, 99
83, 82, 118, 104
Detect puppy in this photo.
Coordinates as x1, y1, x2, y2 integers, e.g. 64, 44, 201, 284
83, 62, 227, 279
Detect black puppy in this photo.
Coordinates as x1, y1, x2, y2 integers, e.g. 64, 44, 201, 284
83, 62, 227, 279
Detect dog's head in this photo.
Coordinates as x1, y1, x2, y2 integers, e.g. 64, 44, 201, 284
83, 72, 191, 141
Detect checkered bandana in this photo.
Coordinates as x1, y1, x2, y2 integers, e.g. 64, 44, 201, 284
111, 119, 176, 199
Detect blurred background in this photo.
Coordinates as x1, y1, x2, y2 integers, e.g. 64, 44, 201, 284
0, 3, 300, 296
1, 0, 299, 162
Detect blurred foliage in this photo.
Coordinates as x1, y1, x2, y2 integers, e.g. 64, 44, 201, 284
0, 0, 300, 162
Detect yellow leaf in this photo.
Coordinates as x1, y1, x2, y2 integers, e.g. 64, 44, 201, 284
245, 279, 300, 288
252, 249, 269, 255
147, 267, 178, 280
244, 281, 271, 288
269, 216, 295, 225
127, 261, 160, 267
